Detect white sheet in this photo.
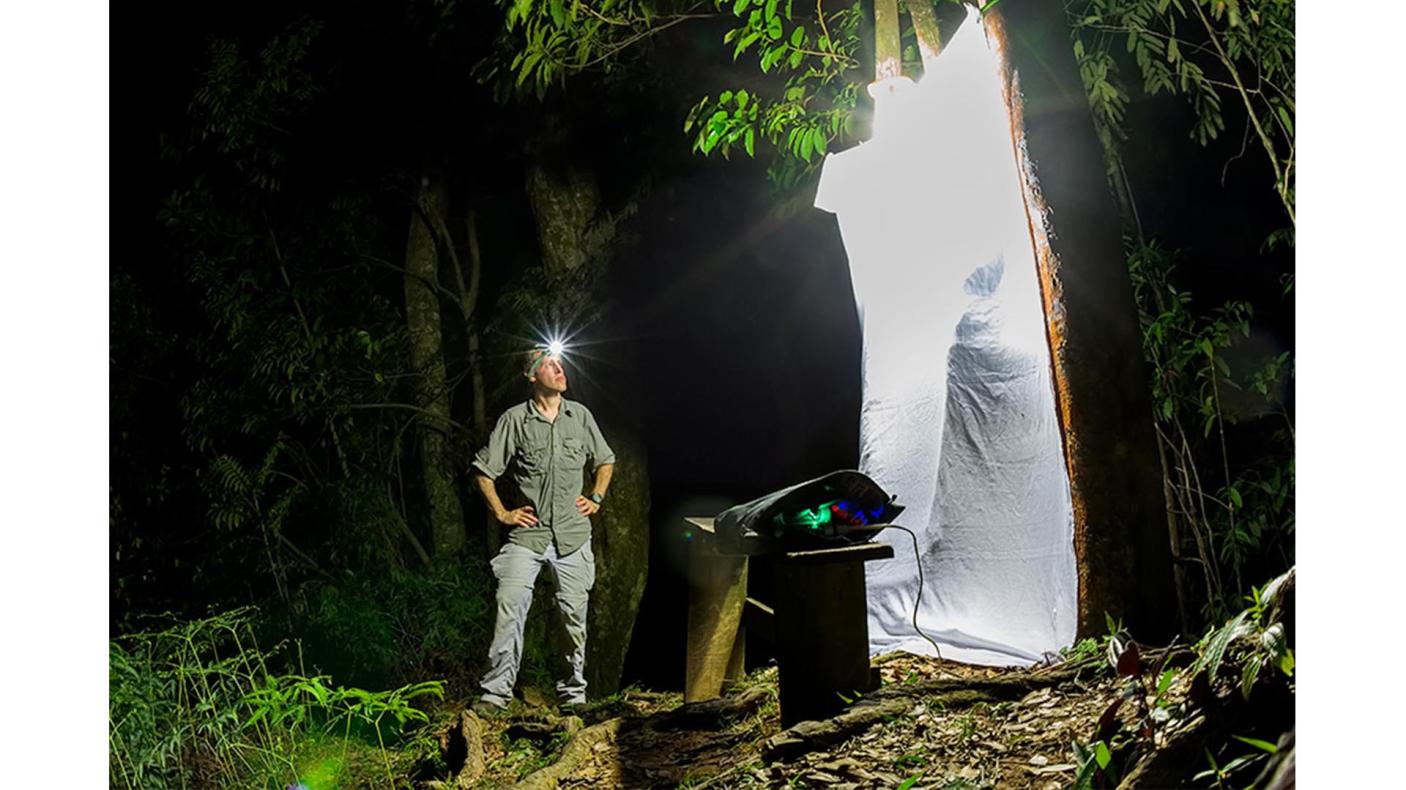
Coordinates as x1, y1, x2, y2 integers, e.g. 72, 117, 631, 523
813, 8, 1077, 666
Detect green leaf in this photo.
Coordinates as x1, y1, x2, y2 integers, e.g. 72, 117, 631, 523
790, 25, 804, 47
762, 45, 784, 72
1156, 668, 1177, 695
1233, 735, 1278, 754
1198, 609, 1251, 679
733, 0, 751, 15
549, 0, 564, 26
744, 126, 755, 156
897, 776, 921, 790
979, 0, 1004, 13
511, 0, 533, 29
1094, 741, 1111, 770
767, 14, 783, 40
735, 30, 761, 60
1239, 658, 1261, 700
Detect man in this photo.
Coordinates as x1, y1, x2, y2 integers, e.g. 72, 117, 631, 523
472, 348, 615, 713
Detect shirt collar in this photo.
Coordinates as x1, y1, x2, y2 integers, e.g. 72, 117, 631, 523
526, 397, 574, 422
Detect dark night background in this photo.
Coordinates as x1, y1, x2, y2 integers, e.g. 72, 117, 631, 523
110, 0, 1292, 695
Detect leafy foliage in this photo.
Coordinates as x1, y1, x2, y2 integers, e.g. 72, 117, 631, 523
131, 17, 457, 619
684, 0, 866, 185
1128, 239, 1294, 620
1068, 0, 1296, 222
287, 549, 500, 692
1190, 568, 1295, 697
109, 608, 443, 788
1069, 567, 1293, 788
484, 1, 870, 186
490, 0, 718, 96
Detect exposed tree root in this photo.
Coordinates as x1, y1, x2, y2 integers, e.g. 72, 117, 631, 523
436, 709, 486, 786
649, 686, 770, 732
763, 666, 1083, 762
510, 718, 624, 790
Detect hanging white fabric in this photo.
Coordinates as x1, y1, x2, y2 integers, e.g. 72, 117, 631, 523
813, 7, 1077, 666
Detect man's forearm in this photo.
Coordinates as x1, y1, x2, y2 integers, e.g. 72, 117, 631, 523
591, 463, 614, 499
473, 473, 507, 518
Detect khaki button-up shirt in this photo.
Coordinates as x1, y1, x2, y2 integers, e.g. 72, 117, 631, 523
472, 398, 615, 555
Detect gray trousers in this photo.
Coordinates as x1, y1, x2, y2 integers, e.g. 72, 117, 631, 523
479, 540, 596, 706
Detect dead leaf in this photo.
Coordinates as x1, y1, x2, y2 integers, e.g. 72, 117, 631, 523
1115, 640, 1143, 678
1095, 698, 1124, 742
1021, 688, 1053, 706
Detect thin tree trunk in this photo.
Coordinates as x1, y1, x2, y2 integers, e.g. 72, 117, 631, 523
436, 204, 493, 557
404, 176, 466, 558
464, 211, 489, 444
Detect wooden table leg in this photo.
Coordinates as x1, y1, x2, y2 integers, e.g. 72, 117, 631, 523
773, 558, 875, 727
685, 544, 748, 703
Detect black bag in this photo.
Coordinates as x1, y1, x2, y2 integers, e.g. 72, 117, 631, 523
713, 469, 904, 553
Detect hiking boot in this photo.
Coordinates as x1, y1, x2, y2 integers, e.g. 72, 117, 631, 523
472, 698, 509, 718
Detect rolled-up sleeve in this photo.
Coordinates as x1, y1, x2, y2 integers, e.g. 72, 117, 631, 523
473, 413, 514, 479
582, 409, 615, 471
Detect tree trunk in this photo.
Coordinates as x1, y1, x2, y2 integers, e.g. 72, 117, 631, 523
984, 3, 1177, 641
524, 156, 650, 698
404, 176, 466, 558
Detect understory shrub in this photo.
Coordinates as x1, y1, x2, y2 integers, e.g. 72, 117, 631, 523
109, 607, 443, 788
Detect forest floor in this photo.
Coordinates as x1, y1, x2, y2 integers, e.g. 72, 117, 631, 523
418, 642, 1292, 790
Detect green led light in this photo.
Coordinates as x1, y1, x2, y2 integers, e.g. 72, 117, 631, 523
773, 500, 839, 531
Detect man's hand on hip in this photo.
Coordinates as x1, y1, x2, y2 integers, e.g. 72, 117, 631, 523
497, 506, 538, 528
576, 495, 601, 516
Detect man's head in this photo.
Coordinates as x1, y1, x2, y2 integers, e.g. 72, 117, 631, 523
525, 348, 568, 394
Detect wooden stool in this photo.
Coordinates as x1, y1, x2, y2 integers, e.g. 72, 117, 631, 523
683, 517, 894, 727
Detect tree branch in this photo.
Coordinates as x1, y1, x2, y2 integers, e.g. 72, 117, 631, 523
347, 402, 472, 437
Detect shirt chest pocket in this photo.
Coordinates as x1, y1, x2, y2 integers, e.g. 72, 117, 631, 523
561, 438, 587, 466
517, 446, 547, 474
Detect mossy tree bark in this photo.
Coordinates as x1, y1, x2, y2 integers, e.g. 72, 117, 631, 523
404, 176, 466, 559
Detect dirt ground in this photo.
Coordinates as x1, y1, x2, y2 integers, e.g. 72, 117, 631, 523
447, 649, 1199, 789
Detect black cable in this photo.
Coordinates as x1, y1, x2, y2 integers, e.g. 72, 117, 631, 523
883, 524, 943, 662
